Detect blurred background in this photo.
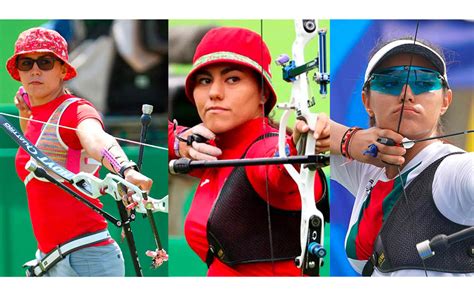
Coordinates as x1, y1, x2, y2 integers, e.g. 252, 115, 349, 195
0, 19, 168, 276
168, 19, 331, 276
330, 20, 474, 276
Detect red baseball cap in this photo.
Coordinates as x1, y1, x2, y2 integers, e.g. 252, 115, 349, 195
185, 27, 277, 115
6, 27, 77, 81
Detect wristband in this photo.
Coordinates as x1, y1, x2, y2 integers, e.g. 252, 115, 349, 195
100, 147, 122, 173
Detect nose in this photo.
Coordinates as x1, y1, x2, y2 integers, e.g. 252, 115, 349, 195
399, 84, 415, 103
29, 61, 42, 75
208, 80, 224, 101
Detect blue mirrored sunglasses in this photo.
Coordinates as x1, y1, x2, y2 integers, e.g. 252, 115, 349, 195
366, 66, 446, 96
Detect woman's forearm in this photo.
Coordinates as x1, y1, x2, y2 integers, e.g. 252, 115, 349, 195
76, 119, 130, 174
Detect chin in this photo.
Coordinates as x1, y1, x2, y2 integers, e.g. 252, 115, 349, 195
400, 127, 434, 140
206, 124, 228, 135
204, 120, 237, 135
202, 120, 222, 134
26, 87, 46, 97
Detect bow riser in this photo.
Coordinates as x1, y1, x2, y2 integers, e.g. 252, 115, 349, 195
70, 172, 168, 214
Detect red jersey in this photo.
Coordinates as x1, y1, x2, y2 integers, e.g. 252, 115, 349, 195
178, 118, 324, 276
15, 94, 112, 253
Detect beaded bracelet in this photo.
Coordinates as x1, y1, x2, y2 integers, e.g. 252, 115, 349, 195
340, 127, 361, 160
345, 128, 361, 159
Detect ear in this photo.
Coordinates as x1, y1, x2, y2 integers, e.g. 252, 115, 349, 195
439, 88, 453, 116
261, 88, 270, 104
60, 64, 68, 79
362, 90, 375, 117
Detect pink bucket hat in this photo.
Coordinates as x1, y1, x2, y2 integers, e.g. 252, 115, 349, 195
185, 27, 277, 115
6, 27, 77, 81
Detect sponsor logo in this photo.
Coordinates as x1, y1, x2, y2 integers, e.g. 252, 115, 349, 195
200, 179, 210, 187
37, 156, 74, 180
1, 121, 73, 181
3, 122, 38, 154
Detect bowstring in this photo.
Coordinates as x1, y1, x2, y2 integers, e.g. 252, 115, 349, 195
393, 20, 429, 277
0, 112, 168, 151
260, 19, 276, 276
395, 21, 419, 207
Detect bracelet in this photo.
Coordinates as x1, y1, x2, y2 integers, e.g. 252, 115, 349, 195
340, 127, 352, 158
345, 128, 361, 159
340, 127, 361, 160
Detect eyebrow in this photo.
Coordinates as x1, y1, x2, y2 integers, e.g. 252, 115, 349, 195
194, 66, 245, 77
18, 54, 55, 60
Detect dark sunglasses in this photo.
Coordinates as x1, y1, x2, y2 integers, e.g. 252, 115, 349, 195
16, 56, 61, 71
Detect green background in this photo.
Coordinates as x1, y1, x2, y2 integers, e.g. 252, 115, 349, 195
0, 20, 48, 105
169, 19, 331, 276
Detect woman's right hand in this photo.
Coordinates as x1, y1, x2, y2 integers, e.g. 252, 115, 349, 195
178, 123, 222, 161
349, 127, 407, 167
14, 89, 31, 117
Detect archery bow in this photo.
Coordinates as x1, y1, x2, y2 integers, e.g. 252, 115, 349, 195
274, 19, 330, 276
0, 112, 168, 276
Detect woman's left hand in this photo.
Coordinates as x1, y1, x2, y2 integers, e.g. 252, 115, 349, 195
292, 112, 330, 153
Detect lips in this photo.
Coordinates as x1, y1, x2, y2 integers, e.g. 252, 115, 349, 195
206, 106, 230, 112
393, 106, 420, 114
29, 81, 43, 85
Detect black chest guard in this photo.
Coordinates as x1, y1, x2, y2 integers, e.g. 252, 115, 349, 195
370, 152, 474, 274
205, 133, 328, 268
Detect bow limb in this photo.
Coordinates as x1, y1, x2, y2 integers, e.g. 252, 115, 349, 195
276, 19, 327, 275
